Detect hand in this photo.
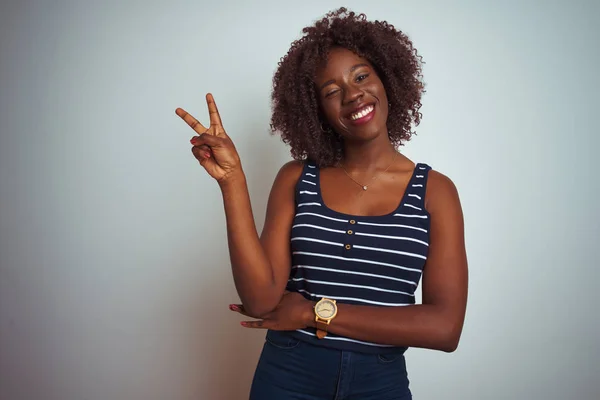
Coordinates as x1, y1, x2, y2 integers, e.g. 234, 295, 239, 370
229, 292, 315, 331
175, 93, 242, 183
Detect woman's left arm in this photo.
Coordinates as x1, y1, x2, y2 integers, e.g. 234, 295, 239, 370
318, 171, 468, 352
235, 170, 468, 353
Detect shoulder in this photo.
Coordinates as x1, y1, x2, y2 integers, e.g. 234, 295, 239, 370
424, 168, 462, 213
276, 160, 305, 181
264, 160, 306, 212
270, 160, 306, 191
278, 159, 305, 175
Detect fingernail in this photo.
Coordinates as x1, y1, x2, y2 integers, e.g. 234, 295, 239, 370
229, 304, 238, 311
240, 322, 248, 327
204, 152, 211, 158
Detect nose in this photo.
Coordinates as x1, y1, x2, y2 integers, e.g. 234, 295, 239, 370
342, 84, 363, 104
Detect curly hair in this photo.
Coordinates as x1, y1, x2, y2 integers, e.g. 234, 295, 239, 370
270, 7, 425, 167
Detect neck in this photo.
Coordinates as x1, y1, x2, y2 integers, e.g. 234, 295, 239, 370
340, 134, 397, 172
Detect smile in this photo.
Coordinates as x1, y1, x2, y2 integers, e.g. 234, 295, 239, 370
350, 105, 375, 121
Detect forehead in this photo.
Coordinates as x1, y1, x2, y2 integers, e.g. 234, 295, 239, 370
315, 47, 372, 81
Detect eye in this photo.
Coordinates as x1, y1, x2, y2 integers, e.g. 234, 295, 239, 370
356, 73, 369, 82
325, 89, 340, 98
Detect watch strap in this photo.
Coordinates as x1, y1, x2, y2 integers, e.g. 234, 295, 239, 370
315, 319, 330, 339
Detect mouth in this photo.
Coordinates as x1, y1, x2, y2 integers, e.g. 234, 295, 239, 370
347, 104, 376, 125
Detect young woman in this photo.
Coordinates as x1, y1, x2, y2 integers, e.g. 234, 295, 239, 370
176, 8, 468, 400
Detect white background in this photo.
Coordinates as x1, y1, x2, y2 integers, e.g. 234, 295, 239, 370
1, 0, 599, 399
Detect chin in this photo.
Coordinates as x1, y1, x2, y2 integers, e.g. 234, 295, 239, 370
343, 123, 386, 142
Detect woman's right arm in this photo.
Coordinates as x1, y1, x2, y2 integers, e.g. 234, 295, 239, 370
220, 161, 303, 317
176, 93, 302, 317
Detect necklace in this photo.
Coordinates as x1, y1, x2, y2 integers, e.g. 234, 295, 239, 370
340, 151, 398, 191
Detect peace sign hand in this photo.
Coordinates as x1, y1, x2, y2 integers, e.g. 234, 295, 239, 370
176, 93, 242, 183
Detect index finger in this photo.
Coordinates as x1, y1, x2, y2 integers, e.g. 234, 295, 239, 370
206, 93, 223, 127
175, 107, 207, 134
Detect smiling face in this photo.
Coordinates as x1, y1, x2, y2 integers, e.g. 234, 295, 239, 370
315, 47, 389, 142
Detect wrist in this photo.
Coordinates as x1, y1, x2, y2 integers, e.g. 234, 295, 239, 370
303, 299, 316, 328
218, 168, 246, 190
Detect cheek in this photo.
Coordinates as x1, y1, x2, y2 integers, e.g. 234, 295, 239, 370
381, 100, 389, 117
320, 101, 341, 123
374, 86, 389, 117
374, 83, 388, 103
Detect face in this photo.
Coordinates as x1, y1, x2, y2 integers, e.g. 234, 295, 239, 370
314, 47, 389, 141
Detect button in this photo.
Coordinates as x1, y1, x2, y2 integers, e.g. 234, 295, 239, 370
349, 220, 356, 224
347, 230, 353, 235
345, 244, 352, 250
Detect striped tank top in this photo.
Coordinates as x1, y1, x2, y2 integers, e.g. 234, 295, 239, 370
282, 160, 432, 354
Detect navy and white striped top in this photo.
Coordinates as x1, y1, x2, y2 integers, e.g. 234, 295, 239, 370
281, 160, 432, 354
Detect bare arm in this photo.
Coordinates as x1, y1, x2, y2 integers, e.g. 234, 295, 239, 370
220, 162, 303, 317
175, 94, 302, 317
176, 94, 302, 318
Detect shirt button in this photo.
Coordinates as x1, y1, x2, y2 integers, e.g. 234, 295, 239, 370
347, 230, 353, 235
345, 244, 352, 250
349, 220, 356, 224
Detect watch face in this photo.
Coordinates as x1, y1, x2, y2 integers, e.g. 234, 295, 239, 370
315, 299, 336, 319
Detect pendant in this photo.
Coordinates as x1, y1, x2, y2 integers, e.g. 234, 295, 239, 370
363, 186, 368, 191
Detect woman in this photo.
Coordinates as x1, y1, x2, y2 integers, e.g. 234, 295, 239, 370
176, 8, 468, 399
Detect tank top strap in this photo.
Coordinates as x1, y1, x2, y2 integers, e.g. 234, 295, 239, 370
401, 163, 432, 210
295, 160, 321, 206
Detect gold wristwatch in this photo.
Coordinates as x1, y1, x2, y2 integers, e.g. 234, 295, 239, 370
314, 298, 338, 339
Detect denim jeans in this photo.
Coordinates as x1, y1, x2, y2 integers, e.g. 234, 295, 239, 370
249, 330, 412, 400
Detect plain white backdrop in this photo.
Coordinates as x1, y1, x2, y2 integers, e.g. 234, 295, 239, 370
1, 0, 599, 399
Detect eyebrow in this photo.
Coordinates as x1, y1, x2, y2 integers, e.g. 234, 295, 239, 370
319, 63, 370, 90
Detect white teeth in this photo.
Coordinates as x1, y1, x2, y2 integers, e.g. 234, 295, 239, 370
351, 105, 374, 120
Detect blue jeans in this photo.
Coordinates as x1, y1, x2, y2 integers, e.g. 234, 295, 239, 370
249, 330, 412, 400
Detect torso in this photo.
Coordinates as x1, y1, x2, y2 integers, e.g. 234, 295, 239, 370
284, 156, 432, 353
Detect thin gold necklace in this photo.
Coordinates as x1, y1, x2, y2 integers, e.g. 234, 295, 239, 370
340, 151, 398, 191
